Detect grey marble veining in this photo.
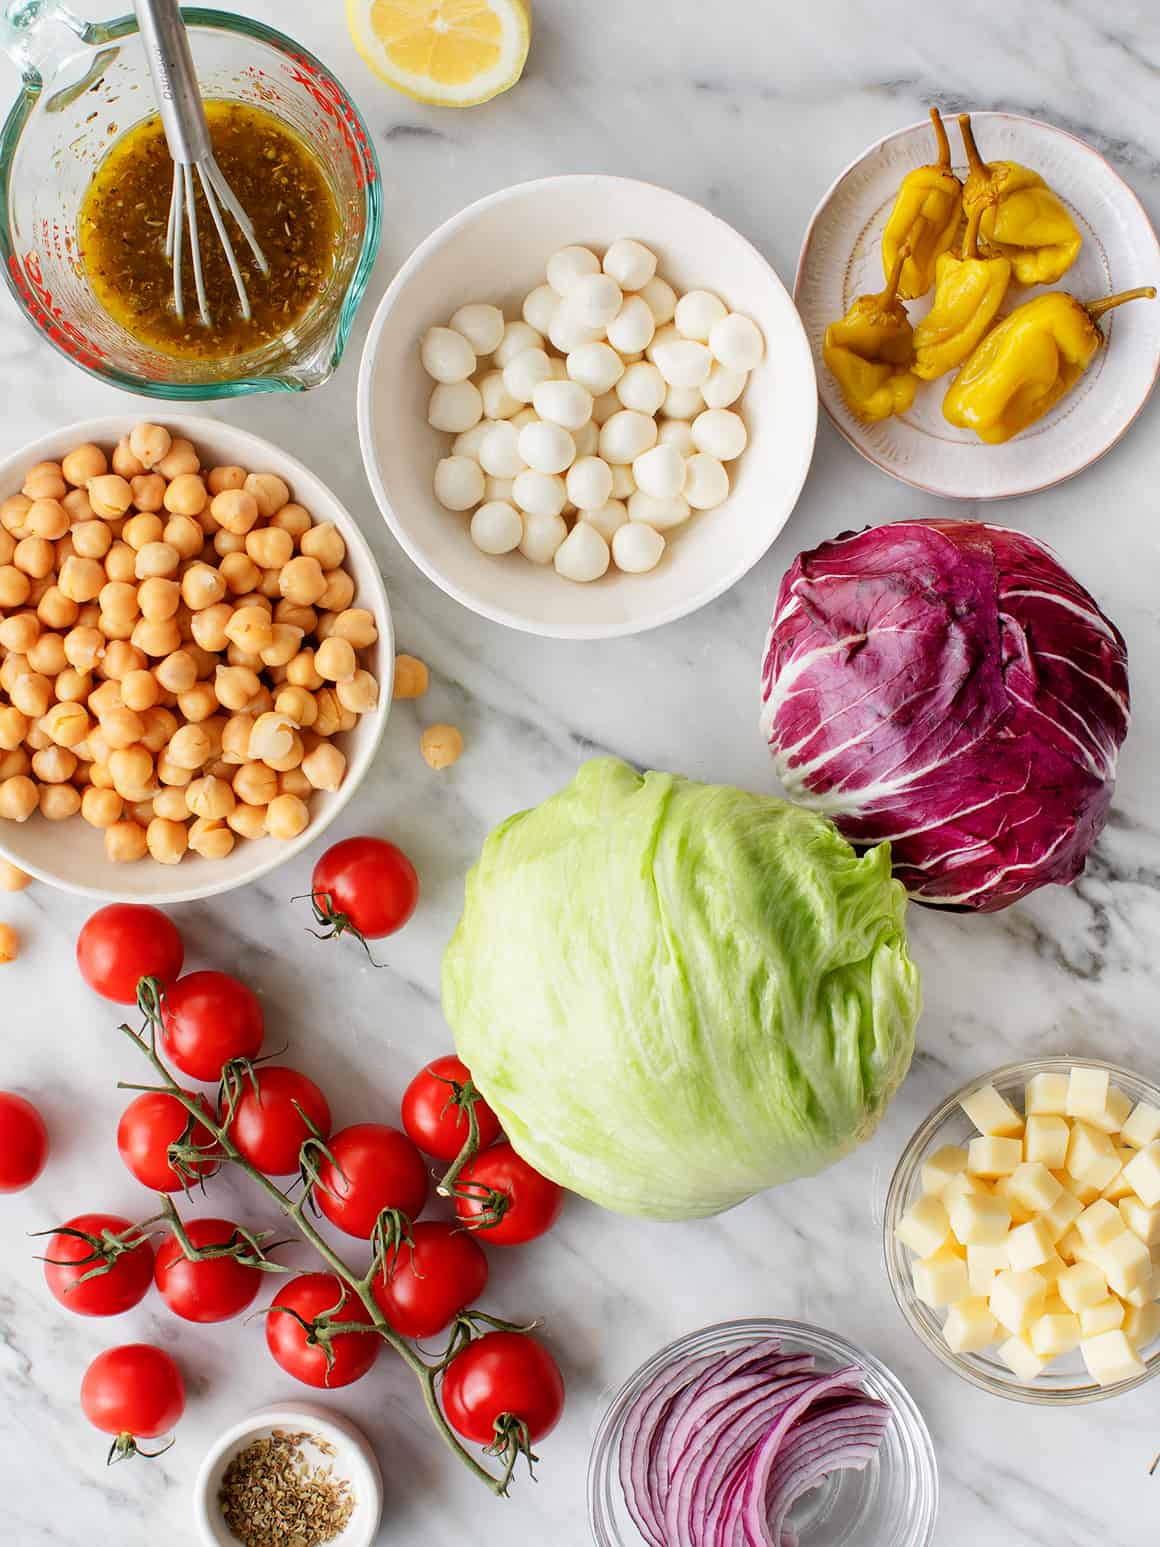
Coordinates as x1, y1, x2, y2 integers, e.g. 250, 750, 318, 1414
2, 1, 1160, 1543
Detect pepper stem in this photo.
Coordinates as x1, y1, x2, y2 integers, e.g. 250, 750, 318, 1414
961, 203, 984, 262
929, 107, 951, 170
957, 112, 985, 177
1084, 286, 1156, 320
882, 245, 908, 303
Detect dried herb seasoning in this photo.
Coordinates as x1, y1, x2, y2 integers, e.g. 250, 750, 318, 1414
218, 1428, 356, 1547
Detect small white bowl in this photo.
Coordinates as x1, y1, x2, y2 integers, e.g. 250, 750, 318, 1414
357, 174, 817, 639
193, 1402, 384, 1547
0, 416, 392, 904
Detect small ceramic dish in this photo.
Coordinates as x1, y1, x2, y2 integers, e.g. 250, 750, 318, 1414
357, 174, 817, 639
0, 416, 392, 904
193, 1402, 384, 1547
796, 111, 1160, 499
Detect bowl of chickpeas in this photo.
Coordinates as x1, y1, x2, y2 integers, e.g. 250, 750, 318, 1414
0, 417, 392, 902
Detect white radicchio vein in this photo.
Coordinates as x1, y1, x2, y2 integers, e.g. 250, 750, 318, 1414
758, 631, 869, 737
998, 585, 1121, 644
1035, 651, 1130, 718
1005, 684, 1109, 781
856, 769, 1034, 847
912, 826, 1073, 905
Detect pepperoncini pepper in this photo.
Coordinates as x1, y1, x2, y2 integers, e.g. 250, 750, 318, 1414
943, 286, 1156, 443
881, 108, 963, 299
957, 113, 1082, 286
823, 250, 918, 423
912, 203, 1012, 380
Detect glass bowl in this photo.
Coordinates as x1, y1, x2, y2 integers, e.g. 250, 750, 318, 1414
884, 1056, 1160, 1405
587, 1318, 938, 1547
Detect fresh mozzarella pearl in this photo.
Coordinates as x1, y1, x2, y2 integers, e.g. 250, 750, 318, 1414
684, 452, 730, 510
615, 361, 666, 415
567, 342, 625, 395
519, 510, 568, 563
606, 296, 656, 355
609, 463, 636, 499
566, 455, 614, 510
628, 490, 691, 530
674, 289, 727, 343
479, 421, 525, 478
591, 390, 622, 426
479, 370, 521, 420
494, 321, 544, 367
453, 419, 496, 461
709, 312, 765, 371
428, 380, 483, 434
580, 499, 628, 542
603, 238, 657, 292
633, 443, 687, 499
434, 456, 485, 511
546, 245, 600, 296
548, 304, 604, 354
658, 419, 696, 456
532, 379, 593, 431
662, 383, 705, 419
572, 419, 599, 458
692, 407, 748, 461
522, 284, 559, 335
519, 420, 575, 475
645, 323, 680, 363
554, 520, 610, 582
513, 469, 567, 518
701, 363, 748, 409
546, 356, 568, 380
568, 273, 623, 329
639, 275, 677, 326
511, 407, 538, 430
612, 520, 666, 573
599, 410, 659, 464
421, 326, 476, 383
653, 338, 713, 388
470, 501, 523, 554
484, 475, 515, 503
449, 303, 505, 356
503, 347, 553, 404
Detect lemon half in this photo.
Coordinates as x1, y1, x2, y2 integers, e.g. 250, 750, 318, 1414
348, 0, 531, 107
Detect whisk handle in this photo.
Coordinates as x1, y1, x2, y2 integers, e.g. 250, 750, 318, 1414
133, 0, 210, 165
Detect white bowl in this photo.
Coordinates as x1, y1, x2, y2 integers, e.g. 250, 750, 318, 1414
0, 416, 392, 904
796, 111, 1160, 499
193, 1402, 384, 1547
357, 174, 817, 639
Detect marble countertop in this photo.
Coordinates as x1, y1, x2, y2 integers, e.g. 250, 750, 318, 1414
2, 1, 1160, 1543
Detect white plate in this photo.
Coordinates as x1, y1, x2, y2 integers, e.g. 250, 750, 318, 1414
358, 175, 817, 639
795, 111, 1160, 499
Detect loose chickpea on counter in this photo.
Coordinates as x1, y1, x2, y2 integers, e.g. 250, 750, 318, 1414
0, 921, 17, 963
0, 425, 383, 868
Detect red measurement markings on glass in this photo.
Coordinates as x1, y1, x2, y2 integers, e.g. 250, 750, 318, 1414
286, 55, 375, 188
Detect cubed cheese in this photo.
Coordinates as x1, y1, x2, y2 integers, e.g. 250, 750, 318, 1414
1075, 1199, 1127, 1248
895, 1194, 950, 1257
1024, 1114, 1070, 1170
1041, 1188, 1083, 1243
1067, 1067, 1110, 1122
968, 1242, 1010, 1296
969, 1135, 1023, 1179
1121, 1102, 1160, 1151
998, 1334, 1049, 1381
1080, 1298, 1125, 1336
1081, 1329, 1146, 1386
1121, 1282, 1155, 1309
1123, 1141, 1160, 1208
1006, 1217, 1057, 1272
1008, 1162, 1063, 1214
1101, 1154, 1135, 1204
961, 1084, 1023, 1137
1120, 1196, 1160, 1245
912, 1244, 971, 1308
1093, 1230, 1152, 1298
992, 1174, 1033, 1225
1024, 1072, 1069, 1117
1085, 1086, 1133, 1137
1056, 1227, 1084, 1264
921, 1144, 969, 1197
942, 1170, 989, 1208
1123, 1302, 1160, 1349
1066, 1122, 1121, 1191
948, 1192, 1011, 1246
1037, 1253, 1067, 1286
943, 1297, 998, 1354
990, 1269, 1047, 1334
1030, 1310, 1082, 1357
1057, 1260, 1108, 1313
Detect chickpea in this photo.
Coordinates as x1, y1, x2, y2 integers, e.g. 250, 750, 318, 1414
301, 741, 347, 793
179, 563, 225, 613
56, 669, 91, 704
134, 542, 180, 582
244, 472, 290, 519
87, 686, 122, 726
187, 645, 219, 680
299, 523, 346, 571
219, 551, 261, 595
56, 555, 104, 605
156, 753, 194, 788
332, 609, 378, 650
162, 473, 207, 517
233, 760, 278, 806
97, 582, 138, 627
0, 750, 31, 781
200, 717, 226, 760
163, 515, 203, 560
42, 702, 90, 749
150, 651, 195, 696
23, 461, 66, 501
227, 802, 267, 840
14, 536, 55, 579
62, 488, 95, 523
393, 654, 429, 700
220, 605, 270, 657
101, 640, 147, 682
9, 672, 51, 719
256, 567, 282, 601
0, 860, 30, 891
116, 670, 157, 715
128, 422, 171, 469
101, 543, 134, 585
281, 652, 321, 694
76, 603, 101, 629
314, 636, 357, 684
153, 786, 189, 822
214, 665, 259, 712
186, 816, 234, 859
0, 613, 38, 653
81, 787, 123, 828
186, 774, 235, 821
208, 464, 246, 495
0, 566, 29, 608
0, 529, 13, 566
265, 793, 309, 840
109, 746, 155, 800
69, 522, 111, 563
313, 688, 342, 738
214, 528, 246, 557
100, 707, 145, 750
129, 473, 167, 513
191, 602, 232, 653
59, 626, 103, 676
41, 783, 81, 821
0, 707, 28, 750
211, 489, 260, 537
139, 707, 178, 754
245, 526, 294, 571
0, 651, 27, 693
72, 761, 93, 789
0, 775, 38, 821
132, 617, 182, 659
156, 437, 199, 480
177, 682, 219, 723
1, 494, 31, 537
105, 820, 148, 863
25, 720, 50, 752
135, 577, 178, 624
88, 474, 133, 520
111, 439, 144, 480
234, 592, 273, 617
60, 447, 106, 494
258, 624, 304, 672
25, 634, 63, 679
26, 498, 69, 540
420, 723, 463, 770
31, 744, 76, 783
270, 502, 312, 540
273, 685, 317, 728
143, 817, 186, 866
279, 554, 328, 607
246, 686, 274, 718
220, 714, 256, 764
123, 513, 164, 551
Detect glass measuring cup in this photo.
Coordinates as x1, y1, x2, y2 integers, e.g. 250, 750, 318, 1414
0, 1, 382, 396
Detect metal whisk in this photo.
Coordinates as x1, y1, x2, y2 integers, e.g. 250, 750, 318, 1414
134, 0, 268, 326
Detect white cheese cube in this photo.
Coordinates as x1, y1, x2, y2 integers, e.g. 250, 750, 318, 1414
943, 1297, 998, 1354
948, 1192, 1011, 1246
895, 1195, 950, 1258
967, 1242, 1010, 1297
942, 1170, 989, 1208
1123, 1302, 1160, 1348
1100, 1152, 1135, 1203
1024, 1114, 1070, 1170
990, 1269, 1048, 1334
1008, 1162, 1063, 1214
912, 1244, 971, 1308
921, 1144, 969, 1197
1121, 1102, 1160, 1150
1080, 1298, 1125, 1336
1037, 1253, 1067, 1287
1066, 1122, 1121, 1191
1056, 1227, 1083, 1264
1120, 1196, 1160, 1245
1085, 1086, 1133, 1136
1123, 1141, 1160, 1207
1081, 1329, 1146, 1386
1041, 1188, 1083, 1243
1057, 1261, 1108, 1313
1121, 1282, 1156, 1309
998, 1334, 1049, 1381
969, 1135, 1023, 1179
1067, 1067, 1110, 1122
1093, 1230, 1152, 1298
992, 1174, 1033, 1225
962, 1084, 1023, 1137
1075, 1199, 1127, 1248
1006, 1217, 1057, 1272
1030, 1310, 1081, 1357
1025, 1072, 1069, 1116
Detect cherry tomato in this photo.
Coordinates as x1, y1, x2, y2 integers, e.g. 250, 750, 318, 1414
265, 1273, 380, 1389
116, 1090, 218, 1193
81, 1344, 185, 1453
153, 1217, 264, 1323
402, 1055, 502, 1164
454, 1143, 563, 1246
227, 1066, 331, 1176
43, 1212, 154, 1317
310, 837, 419, 944
0, 1091, 48, 1192
372, 1221, 488, 1339
314, 1123, 428, 1239
159, 971, 264, 1083
76, 904, 184, 1005
441, 1332, 564, 1447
